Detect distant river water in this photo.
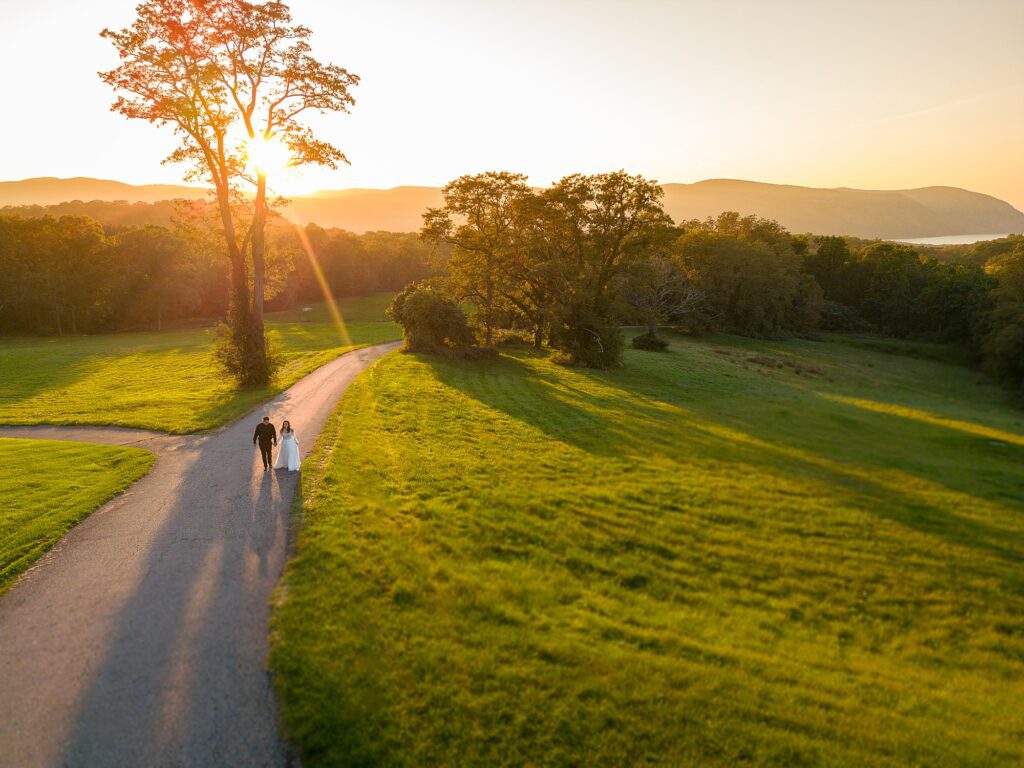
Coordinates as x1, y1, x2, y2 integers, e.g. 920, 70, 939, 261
897, 233, 1010, 245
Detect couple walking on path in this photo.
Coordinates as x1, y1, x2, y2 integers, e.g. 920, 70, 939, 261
253, 415, 301, 471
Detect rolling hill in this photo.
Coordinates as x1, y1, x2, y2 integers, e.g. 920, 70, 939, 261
3, 176, 1023, 239
0, 177, 205, 206
660, 180, 1024, 239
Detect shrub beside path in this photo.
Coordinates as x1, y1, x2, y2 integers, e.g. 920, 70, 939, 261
0, 341, 400, 768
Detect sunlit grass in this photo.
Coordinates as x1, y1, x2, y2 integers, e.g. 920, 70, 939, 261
0, 438, 154, 594
271, 332, 1024, 767
0, 293, 400, 433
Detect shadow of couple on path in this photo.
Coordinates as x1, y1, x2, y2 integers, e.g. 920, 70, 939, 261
60, 445, 299, 767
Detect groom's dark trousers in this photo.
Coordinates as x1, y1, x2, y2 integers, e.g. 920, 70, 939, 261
253, 422, 277, 469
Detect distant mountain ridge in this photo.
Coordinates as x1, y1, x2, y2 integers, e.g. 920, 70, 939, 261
0, 177, 206, 206
3, 176, 1023, 239
659, 180, 1024, 239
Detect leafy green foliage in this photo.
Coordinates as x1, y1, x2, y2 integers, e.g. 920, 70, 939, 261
0, 214, 109, 334
422, 171, 672, 368
550, 307, 625, 368
212, 320, 281, 383
803, 236, 996, 343
674, 213, 823, 336
0, 439, 154, 594
422, 172, 531, 346
818, 300, 872, 331
982, 245, 1024, 390
386, 283, 475, 353
272, 333, 1024, 767
100, 0, 361, 384
0, 213, 434, 335
631, 330, 669, 350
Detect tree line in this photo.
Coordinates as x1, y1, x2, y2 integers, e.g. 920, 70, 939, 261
803, 234, 1024, 388
3, 173, 1021, 392
397, 171, 1023, 390
0, 212, 434, 335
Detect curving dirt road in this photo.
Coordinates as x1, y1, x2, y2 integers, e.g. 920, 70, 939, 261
0, 341, 400, 768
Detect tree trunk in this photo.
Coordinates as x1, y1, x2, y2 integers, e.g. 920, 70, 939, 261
252, 172, 267, 327
54, 306, 62, 336
534, 325, 543, 348
215, 186, 269, 385
485, 275, 494, 347
70, 305, 77, 335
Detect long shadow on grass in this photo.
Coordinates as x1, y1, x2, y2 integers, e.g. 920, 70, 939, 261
0, 341, 118, 414
426, 350, 688, 459
435, 348, 1024, 572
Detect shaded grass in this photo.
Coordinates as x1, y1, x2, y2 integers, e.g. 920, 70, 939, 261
0, 293, 400, 433
0, 438, 154, 594
271, 332, 1024, 767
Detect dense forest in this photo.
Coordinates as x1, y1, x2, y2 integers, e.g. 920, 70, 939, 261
0, 208, 435, 334
1, 191, 1022, 390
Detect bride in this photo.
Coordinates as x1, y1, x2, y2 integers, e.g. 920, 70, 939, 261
274, 420, 301, 471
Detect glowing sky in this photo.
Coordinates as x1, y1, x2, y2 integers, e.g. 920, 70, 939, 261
1, 0, 1022, 208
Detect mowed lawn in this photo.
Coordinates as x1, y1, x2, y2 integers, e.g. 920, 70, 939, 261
0, 293, 400, 433
0, 438, 154, 594
271, 332, 1024, 768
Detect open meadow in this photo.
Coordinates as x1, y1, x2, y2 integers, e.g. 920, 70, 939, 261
271, 332, 1024, 768
0, 293, 401, 433
0, 439, 154, 594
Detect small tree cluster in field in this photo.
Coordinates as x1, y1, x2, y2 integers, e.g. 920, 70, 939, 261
386, 283, 475, 354
421, 171, 677, 368
419, 173, 825, 366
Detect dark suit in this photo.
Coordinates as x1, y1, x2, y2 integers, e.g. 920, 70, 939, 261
253, 422, 277, 469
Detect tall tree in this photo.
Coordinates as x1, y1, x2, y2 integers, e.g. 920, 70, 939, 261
618, 254, 708, 338
542, 172, 672, 366
100, 0, 358, 383
421, 172, 531, 346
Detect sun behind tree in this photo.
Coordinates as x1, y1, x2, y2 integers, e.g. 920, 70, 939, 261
244, 135, 295, 179
100, 0, 358, 384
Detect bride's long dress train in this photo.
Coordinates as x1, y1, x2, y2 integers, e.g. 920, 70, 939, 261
274, 433, 301, 471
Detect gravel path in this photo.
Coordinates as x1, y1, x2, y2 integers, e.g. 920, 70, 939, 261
0, 342, 399, 768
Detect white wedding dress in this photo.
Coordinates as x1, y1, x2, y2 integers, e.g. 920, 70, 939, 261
274, 430, 301, 471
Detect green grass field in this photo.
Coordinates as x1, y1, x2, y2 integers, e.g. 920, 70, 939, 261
0, 293, 400, 433
0, 438, 154, 594
271, 332, 1024, 767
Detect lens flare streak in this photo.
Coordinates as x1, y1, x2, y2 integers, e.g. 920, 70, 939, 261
294, 226, 353, 348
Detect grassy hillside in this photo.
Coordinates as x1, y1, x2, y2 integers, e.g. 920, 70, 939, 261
0, 293, 400, 433
0, 439, 154, 594
271, 333, 1024, 767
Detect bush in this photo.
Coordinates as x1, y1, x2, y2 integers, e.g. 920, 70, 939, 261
631, 332, 669, 351
552, 322, 624, 368
211, 321, 279, 385
492, 329, 536, 347
386, 283, 475, 353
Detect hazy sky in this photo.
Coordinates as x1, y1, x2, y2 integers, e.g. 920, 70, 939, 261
1, 0, 1022, 207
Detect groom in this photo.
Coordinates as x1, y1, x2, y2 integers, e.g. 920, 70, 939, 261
253, 416, 277, 471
